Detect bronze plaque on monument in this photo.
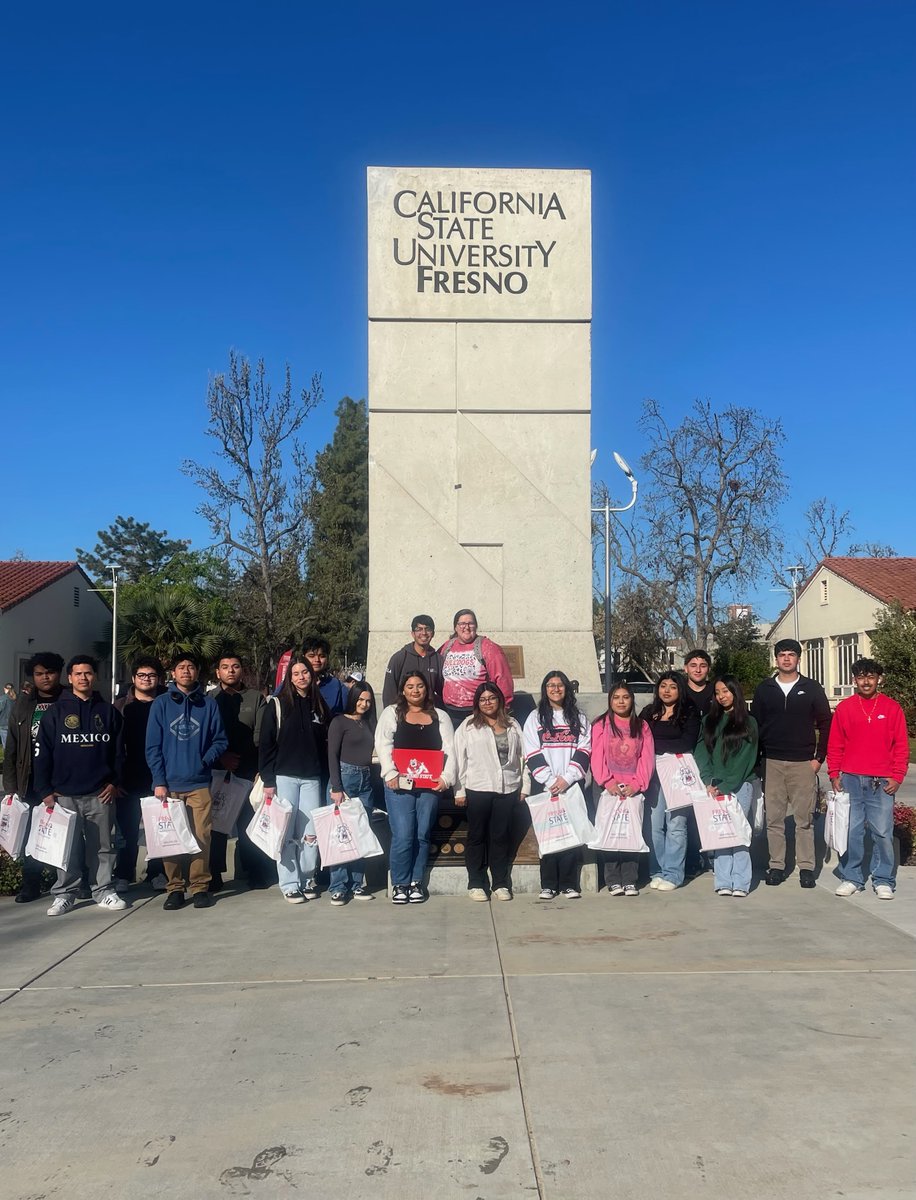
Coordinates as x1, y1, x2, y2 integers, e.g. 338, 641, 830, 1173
429, 799, 540, 866
502, 645, 524, 679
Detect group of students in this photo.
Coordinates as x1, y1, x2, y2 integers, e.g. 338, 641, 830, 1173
2, 615, 909, 914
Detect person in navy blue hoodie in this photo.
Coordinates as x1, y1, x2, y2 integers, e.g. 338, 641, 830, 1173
34, 656, 126, 917
145, 652, 227, 910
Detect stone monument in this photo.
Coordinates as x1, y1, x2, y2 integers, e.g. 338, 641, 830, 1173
366, 166, 601, 695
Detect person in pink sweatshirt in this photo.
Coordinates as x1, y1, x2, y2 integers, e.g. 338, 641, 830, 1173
591, 682, 655, 896
827, 657, 909, 900
439, 609, 514, 728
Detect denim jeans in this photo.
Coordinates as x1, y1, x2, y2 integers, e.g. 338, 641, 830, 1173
385, 785, 438, 886
839, 773, 896, 891
328, 763, 373, 892
712, 781, 753, 893
646, 773, 688, 885
275, 775, 322, 894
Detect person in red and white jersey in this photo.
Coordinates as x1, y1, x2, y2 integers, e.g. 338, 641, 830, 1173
827, 658, 909, 900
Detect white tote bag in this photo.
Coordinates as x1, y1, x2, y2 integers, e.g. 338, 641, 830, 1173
825, 790, 850, 858
693, 793, 752, 852
655, 752, 707, 811
25, 802, 77, 870
0, 794, 31, 858
210, 771, 253, 836
140, 796, 202, 858
311, 798, 384, 867
526, 783, 597, 856
246, 794, 293, 862
750, 779, 765, 834
588, 791, 650, 853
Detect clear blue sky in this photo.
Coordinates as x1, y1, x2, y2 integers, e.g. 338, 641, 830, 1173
3, 1, 914, 620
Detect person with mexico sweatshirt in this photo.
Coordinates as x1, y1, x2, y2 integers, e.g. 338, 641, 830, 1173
827, 657, 909, 901
33, 655, 126, 917
145, 652, 227, 910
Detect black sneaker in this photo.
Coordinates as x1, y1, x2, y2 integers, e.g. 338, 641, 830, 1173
15, 885, 41, 904
208, 874, 224, 894
352, 885, 374, 900
163, 892, 185, 910
765, 868, 785, 886
391, 884, 409, 904
799, 869, 816, 889
192, 892, 214, 909
408, 882, 427, 904
302, 880, 320, 900
329, 891, 348, 906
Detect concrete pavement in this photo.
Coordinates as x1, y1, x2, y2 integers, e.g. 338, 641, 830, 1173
1, 868, 914, 1200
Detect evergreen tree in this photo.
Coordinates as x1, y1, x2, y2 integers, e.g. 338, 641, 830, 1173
305, 397, 369, 663
870, 602, 916, 726
77, 517, 189, 583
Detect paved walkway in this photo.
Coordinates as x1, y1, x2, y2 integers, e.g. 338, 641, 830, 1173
2, 868, 915, 1199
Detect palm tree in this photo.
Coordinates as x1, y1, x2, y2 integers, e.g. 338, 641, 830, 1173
117, 586, 234, 670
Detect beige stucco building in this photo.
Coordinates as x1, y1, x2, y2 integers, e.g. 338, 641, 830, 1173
767, 557, 916, 701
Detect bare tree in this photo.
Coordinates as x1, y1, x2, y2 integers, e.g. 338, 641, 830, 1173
183, 351, 323, 669
610, 398, 787, 649
776, 497, 897, 588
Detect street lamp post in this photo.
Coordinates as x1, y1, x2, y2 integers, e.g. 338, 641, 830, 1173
89, 566, 119, 701
592, 451, 639, 687
786, 564, 805, 643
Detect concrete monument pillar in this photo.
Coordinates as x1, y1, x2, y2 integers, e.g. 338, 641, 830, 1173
366, 166, 601, 695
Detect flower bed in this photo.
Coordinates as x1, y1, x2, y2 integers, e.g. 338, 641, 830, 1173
894, 802, 916, 866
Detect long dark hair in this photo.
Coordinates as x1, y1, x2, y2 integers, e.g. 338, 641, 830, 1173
596, 682, 643, 741
345, 680, 377, 731
703, 676, 755, 760
280, 656, 329, 722
642, 671, 690, 726
537, 670, 582, 734
470, 681, 509, 730
395, 672, 435, 719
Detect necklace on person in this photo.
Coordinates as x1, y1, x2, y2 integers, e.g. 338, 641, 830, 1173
857, 695, 879, 724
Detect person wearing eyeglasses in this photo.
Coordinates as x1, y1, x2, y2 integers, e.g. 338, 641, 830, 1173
439, 608, 514, 729
112, 657, 167, 892
383, 615, 444, 708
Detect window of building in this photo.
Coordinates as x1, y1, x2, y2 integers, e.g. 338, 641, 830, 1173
805, 638, 824, 686
835, 634, 858, 688
73, 586, 80, 607
820, 578, 828, 605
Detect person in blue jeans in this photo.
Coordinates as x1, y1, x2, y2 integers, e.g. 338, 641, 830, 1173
327, 681, 378, 904
375, 673, 455, 904
694, 677, 759, 897
827, 658, 909, 900
259, 656, 330, 904
641, 672, 700, 891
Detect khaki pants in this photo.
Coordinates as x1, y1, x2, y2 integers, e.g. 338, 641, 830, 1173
163, 788, 212, 895
764, 759, 818, 872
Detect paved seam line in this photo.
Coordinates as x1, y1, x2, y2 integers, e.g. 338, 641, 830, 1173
489, 903, 547, 1200
0, 895, 156, 1007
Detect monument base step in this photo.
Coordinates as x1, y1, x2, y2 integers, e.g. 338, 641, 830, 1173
394, 862, 600, 895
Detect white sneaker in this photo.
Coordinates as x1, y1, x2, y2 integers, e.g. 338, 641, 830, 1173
47, 895, 75, 917
112, 878, 130, 894
654, 879, 677, 892
562, 887, 581, 899
607, 883, 625, 896
649, 877, 662, 890
731, 890, 748, 898
150, 874, 168, 891
716, 888, 733, 897
538, 888, 557, 900
468, 887, 489, 902
874, 885, 895, 900
835, 881, 860, 897
493, 887, 512, 901
96, 891, 128, 911
623, 884, 638, 897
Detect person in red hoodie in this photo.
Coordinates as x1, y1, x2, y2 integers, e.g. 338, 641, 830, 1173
827, 658, 909, 900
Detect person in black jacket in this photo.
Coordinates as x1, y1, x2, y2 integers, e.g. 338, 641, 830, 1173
113, 656, 167, 890
382, 615, 444, 708
259, 656, 330, 903
641, 672, 701, 891
752, 638, 832, 888
34, 656, 126, 916
2, 651, 64, 903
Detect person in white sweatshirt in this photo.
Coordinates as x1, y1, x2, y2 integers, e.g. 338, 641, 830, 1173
454, 682, 528, 902
523, 670, 592, 900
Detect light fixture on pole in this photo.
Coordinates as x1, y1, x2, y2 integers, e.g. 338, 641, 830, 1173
592, 451, 638, 686
89, 566, 119, 702
786, 564, 805, 643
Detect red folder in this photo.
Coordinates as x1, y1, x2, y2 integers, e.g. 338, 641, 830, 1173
391, 748, 445, 786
